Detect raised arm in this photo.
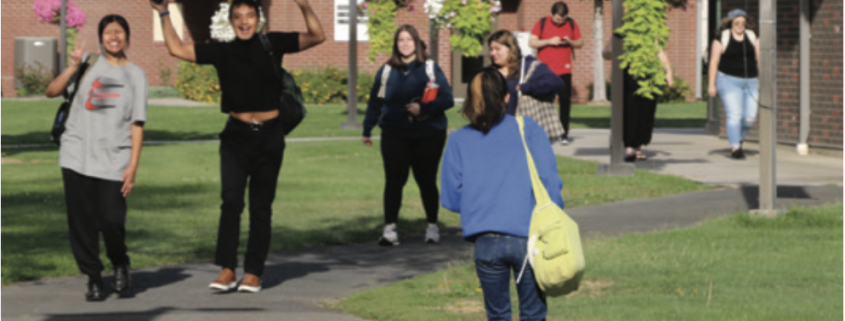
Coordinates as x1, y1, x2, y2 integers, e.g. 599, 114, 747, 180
151, 0, 196, 62
45, 40, 86, 98
292, 0, 326, 51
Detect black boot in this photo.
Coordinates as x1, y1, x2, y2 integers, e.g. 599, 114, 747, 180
113, 265, 131, 293
86, 276, 106, 302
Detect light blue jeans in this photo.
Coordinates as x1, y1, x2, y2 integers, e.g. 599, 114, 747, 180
716, 72, 759, 148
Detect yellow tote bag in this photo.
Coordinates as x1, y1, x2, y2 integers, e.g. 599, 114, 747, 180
516, 117, 585, 297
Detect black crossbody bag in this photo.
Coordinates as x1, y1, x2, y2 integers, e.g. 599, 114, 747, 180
51, 54, 99, 145
257, 34, 305, 136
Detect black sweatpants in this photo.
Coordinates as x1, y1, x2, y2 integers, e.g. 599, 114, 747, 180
216, 116, 286, 277
557, 74, 573, 139
622, 68, 658, 148
62, 168, 129, 278
380, 130, 447, 225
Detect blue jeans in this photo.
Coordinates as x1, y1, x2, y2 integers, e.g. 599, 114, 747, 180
716, 72, 759, 148
474, 233, 547, 321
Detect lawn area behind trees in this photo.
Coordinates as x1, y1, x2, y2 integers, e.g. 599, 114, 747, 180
0, 100, 706, 145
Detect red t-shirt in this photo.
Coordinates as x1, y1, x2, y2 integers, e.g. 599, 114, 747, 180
531, 16, 581, 75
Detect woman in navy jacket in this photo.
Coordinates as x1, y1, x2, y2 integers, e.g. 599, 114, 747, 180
486, 30, 564, 116
441, 68, 564, 321
362, 24, 454, 246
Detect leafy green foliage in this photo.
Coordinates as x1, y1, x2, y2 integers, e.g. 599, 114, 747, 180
292, 67, 376, 104
364, 0, 398, 61
175, 61, 221, 104
657, 75, 692, 103
441, 0, 494, 57
15, 63, 54, 97
615, 0, 670, 100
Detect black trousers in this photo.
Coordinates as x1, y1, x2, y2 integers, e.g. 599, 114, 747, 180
622, 69, 658, 148
380, 130, 446, 225
62, 168, 129, 279
216, 116, 286, 277
557, 74, 573, 139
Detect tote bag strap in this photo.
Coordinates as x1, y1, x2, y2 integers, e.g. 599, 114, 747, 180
517, 116, 553, 205
377, 64, 391, 98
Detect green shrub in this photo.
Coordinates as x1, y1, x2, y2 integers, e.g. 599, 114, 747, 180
15, 63, 53, 97
175, 62, 375, 105
657, 76, 692, 103
174, 61, 221, 104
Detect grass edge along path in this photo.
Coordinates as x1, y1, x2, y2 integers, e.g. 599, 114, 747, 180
1, 140, 707, 285
335, 203, 843, 321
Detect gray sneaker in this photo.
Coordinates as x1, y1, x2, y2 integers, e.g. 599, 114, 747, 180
425, 224, 440, 244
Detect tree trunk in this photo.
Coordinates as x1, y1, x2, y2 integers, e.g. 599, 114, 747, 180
592, 0, 607, 102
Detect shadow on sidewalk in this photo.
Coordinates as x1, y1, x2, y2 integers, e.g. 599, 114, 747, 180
43, 307, 263, 321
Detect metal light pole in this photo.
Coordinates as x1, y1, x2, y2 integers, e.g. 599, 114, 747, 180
59, 0, 68, 71
598, 0, 634, 176
753, 0, 778, 217
342, 0, 362, 129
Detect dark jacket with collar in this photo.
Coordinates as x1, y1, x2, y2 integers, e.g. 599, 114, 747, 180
491, 55, 564, 115
363, 61, 454, 138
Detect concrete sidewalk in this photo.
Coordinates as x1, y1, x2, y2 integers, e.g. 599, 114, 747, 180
554, 128, 843, 186
2, 127, 842, 321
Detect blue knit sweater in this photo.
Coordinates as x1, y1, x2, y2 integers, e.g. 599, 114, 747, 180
440, 115, 565, 240
363, 61, 454, 137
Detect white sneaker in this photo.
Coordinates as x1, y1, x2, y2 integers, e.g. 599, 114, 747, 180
378, 223, 400, 246
425, 224, 440, 244
559, 137, 571, 145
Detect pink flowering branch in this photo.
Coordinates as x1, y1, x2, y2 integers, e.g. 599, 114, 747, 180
33, 0, 86, 29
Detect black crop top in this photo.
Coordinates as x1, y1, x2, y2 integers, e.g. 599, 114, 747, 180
717, 34, 758, 79
195, 32, 300, 113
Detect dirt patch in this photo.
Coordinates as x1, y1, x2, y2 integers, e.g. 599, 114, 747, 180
1, 157, 50, 164
566, 279, 616, 298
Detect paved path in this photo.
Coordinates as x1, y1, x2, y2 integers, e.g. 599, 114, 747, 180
2, 126, 842, 321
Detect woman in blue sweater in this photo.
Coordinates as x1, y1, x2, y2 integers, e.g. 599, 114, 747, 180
362, 24, 454, 246
441, 68, 564, 321
487, 30, 563, 118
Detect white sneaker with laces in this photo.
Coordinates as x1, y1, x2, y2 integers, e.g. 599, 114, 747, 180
378, 223, 400, 246
559, 137, 570, 145
425, 224, 440, 244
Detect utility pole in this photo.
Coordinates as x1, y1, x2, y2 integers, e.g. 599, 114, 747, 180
342, 0, 362, 129
59, 0, 67, 71
753, 0, 778, 217
598, 0, 634, 176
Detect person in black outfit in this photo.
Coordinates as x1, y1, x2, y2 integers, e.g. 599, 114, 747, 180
151, 0, 325, 293
622, 48, 672, 162
362, 25, 454, 246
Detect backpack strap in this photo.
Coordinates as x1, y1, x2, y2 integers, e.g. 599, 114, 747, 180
66, 53, 98, 102
425, 59, 436, 84
540, 17, 546, 38
377, 64, 391, 99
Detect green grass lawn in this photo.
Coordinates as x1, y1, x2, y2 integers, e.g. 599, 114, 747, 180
1, 139, 706, 285
0, 100, 705, 145
336, 204, 843, 321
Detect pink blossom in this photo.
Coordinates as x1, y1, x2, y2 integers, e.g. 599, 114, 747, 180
371, 9, 376, 14
363, 2, 369, 8
32, 0, 86, 29
450, 11, 455, 17
461, 0, 466, 5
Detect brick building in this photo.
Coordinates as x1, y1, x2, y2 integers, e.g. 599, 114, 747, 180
2, 0, 703, 104
713, 0, 843, 149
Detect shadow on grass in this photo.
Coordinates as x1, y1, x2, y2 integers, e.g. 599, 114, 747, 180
43, 307, 264, 321
1, 130, 220, 146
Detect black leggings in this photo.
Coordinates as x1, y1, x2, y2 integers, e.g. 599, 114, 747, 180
216, 116, 286, 277
380, 130, 447, 225
62, 168, 129, 278
558, 74, 572, 139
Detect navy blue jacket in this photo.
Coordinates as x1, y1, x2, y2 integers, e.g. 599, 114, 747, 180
363, 61, 454, 137
491, 55, 564, 115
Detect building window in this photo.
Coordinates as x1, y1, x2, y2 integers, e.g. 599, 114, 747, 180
153, 2, 185, 42
334, 0, 368, 42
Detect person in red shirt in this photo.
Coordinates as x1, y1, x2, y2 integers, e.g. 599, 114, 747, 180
529, 1, 583, 145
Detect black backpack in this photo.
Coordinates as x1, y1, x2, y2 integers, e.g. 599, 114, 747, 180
539, 16, 576, 60
257, 34, 306, 136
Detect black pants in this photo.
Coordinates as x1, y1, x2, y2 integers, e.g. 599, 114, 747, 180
380, 130, 446, 225
216, 116, 286, 277
557, 74, 573, 139
62, 168, 129, 279
622, 69, 658, 148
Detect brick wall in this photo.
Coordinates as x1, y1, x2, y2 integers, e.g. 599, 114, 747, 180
497, 0, 700, 103
718, 0, 843, 148
2, 0, 183, 97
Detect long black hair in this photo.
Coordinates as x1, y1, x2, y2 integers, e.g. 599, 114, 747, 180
463, 68, 508, 134
98, 14, 131, 49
